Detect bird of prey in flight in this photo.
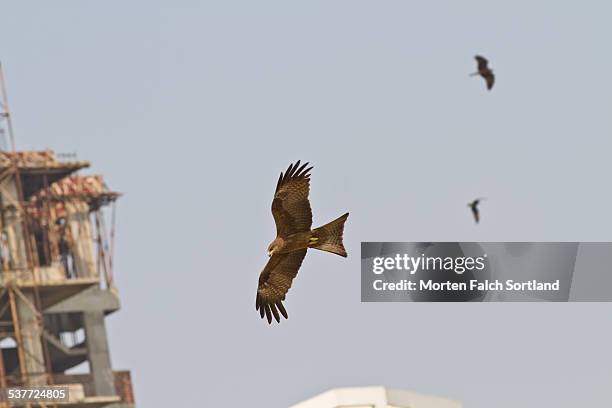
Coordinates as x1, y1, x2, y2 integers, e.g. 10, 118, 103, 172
471, 55, 495, 90
468, 198, 485, 223
256, 161, 349, 324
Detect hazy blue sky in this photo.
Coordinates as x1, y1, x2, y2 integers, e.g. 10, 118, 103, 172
2, 1, 612, 407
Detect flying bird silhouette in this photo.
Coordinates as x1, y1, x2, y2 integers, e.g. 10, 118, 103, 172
468, 198, 485, 223
255, 161, 349, 324
471, 55, 495, 90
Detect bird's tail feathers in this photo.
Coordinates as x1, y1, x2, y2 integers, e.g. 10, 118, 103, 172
310, 213, 349, 257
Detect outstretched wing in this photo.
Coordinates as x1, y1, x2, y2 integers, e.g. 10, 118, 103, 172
256, 250, 307, 324
272, 161, 313, 237
471, 206, 480, 223
475, 55, 489, 71
484, 72, 495, 90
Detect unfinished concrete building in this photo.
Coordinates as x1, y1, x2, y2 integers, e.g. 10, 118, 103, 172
0, 150, 134, 407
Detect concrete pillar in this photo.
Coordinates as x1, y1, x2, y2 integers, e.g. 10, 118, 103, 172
6, 211, 28, 271
3, 180, 28, 271
83, 311, 116, 396
15, 290, 46, 386
65, 202, 96, 278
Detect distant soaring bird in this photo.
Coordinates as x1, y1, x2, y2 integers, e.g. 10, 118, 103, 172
471, 55, 495, 90
468, 198, 485, 223
256, 161, 349, 324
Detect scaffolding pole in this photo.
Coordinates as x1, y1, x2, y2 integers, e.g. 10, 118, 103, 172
0, 63, 56, 408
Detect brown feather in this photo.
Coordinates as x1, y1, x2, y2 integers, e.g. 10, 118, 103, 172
255, 250, 307, 324
270, 303, 280, 323
276, 301, 288, 319
474, 55, 495, 90
265, 305, 272, 324
484, 73, 495, 90
271, 161, 313, 236
475, 55, 488, 70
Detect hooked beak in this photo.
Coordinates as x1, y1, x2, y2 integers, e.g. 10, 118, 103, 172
267, 250, 273, 257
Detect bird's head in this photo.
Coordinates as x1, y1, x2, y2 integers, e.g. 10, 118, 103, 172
267, 242, 278, 257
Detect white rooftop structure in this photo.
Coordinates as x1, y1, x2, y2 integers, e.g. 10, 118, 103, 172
290, 386, 462, 408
